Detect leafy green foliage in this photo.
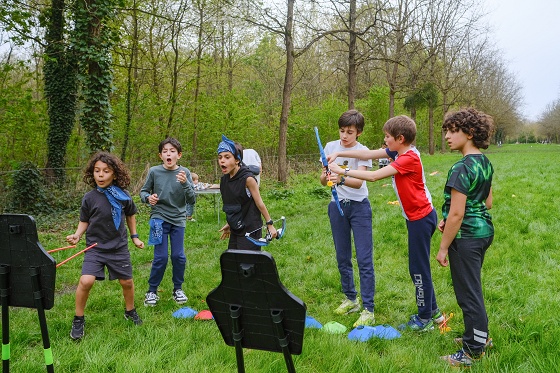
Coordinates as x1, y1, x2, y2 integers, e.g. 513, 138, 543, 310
5, 161, 52, 214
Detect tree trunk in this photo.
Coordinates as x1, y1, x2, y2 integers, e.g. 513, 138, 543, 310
277, 0, 294, 183
347, 0, 356, 110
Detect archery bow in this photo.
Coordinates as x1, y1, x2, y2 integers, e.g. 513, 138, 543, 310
314, 127, 344, 216
245, 216, 287, 247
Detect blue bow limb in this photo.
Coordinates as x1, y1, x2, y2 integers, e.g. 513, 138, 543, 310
314, 127, 344, 216
245, 216, 287, 247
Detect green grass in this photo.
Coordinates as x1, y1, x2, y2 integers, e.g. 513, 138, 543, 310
6, 143, 560, 372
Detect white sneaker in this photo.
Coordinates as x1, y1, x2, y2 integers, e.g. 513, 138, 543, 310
173, 289, 188, 304
144, 291, 159, 307
334, 298, 360, 315
353, 309, 375, 327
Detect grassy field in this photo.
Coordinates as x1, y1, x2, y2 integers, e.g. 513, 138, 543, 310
5, 143, 560, 372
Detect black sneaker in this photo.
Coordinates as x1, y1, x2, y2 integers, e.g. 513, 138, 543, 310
124, 308, 143, 325
70, 316, 85, 340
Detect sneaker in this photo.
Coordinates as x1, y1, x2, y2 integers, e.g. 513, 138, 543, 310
124, 308, 143, 325
353, 309, 375, 327
454, 337, 494, 350
70, 317, 85, 340
441, 349, 484, 367
333, 298, 361, 315
173, 289, 188, 304
398, 314, 434, 331
144, 291, 159, 307
432, 309, 445, 324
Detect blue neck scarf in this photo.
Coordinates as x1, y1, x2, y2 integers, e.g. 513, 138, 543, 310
217, 134, 241, 160
97, 185, 130, 229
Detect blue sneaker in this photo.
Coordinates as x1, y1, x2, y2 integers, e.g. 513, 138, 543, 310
441, 349, 484, 367
398, 314, 434, 331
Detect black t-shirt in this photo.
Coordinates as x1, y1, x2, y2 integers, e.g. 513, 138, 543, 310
80, 189, 138, 250
220, 166, 261, 234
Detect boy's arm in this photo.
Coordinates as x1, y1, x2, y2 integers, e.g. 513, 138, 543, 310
66, 221, 89, 245
246, 177, 277, 239
329, 162, 397, 182
339, 165, 369, 189
139, 170, 154, 203
326, 149, 387, 163
126, 215, 144, 248
182, 169, 196, 205
485, 187, 493, 209
436, 189, 466, 266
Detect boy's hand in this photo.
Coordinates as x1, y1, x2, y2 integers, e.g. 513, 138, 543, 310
219, 224, 231, 240
147, 194, 159, 205
326, 152, 339, 163
267, 225, 278, 240
66, 234, 80, 245
176, 170, 187, 183
328, 162, 344, 175
436, 247, 449, 267
132, 238, 144, 249
437, 219, 446, 232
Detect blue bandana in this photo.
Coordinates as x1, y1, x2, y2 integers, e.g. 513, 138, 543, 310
217, 134, 241, 160
97, 185, 130, 230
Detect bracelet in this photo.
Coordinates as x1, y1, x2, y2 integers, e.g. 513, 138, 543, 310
130, 234, 139, 239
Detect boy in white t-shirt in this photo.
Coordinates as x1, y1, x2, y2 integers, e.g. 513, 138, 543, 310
320, 109, 376, 328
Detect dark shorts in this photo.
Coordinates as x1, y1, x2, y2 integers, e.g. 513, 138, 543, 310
81, 247, 133, 281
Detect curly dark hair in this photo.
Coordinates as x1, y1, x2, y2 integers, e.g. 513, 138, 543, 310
442, 108, 494, 149
83, 152, 131, 189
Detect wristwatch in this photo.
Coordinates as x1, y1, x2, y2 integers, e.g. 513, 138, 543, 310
130, 234, 139, 239
344, 168, 349, 176
266, 219, 274, 226
338, 176, 346, 186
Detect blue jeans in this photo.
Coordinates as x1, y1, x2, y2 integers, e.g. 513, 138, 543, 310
328, 198, 375, 312
148, 221, 186, 292
405, 208, 438, 319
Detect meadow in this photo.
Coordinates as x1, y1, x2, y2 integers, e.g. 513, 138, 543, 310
5, 143, 560, 372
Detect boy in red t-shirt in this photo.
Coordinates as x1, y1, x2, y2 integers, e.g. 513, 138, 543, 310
328, 115, 444, 331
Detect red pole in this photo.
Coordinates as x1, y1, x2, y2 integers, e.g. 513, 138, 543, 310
47, 245, 77, 254
56, 243, 98, 268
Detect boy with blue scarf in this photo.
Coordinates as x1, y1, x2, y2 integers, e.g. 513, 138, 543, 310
67, 152, 145, 340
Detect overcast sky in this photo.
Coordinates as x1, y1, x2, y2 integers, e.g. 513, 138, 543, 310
484, 0, 560, 121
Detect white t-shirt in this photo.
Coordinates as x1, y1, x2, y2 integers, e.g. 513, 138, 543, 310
323, 140, 371, 201
243, 149, 262, 184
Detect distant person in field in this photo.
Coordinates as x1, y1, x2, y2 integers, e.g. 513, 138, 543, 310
242, 148, 262, 185
437, 108, 494, 368
320, 109, 376, 328
217, 135, 277, 250
185, 172, 218, 222
328, 115, 444, 332
66, 152, 144, 340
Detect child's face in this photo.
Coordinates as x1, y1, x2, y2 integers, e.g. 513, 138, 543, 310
384, 132, 400, 151
218, 151, 239, 176
93, 160, 115, 188
338, 125, 360, 148
159, 143, 182, 170
444, 128, 471, 151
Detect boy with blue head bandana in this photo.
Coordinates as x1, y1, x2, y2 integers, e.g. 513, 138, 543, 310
216, 135, 277, 250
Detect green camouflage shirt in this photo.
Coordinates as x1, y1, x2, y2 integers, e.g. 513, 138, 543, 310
442, 154, 494, 239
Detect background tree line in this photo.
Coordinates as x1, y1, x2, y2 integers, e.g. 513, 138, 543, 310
1, 0, 557, 183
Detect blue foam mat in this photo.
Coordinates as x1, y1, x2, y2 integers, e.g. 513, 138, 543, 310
172, 307, 198, 318
305, 315, 323, 329
348, 325, 401, 341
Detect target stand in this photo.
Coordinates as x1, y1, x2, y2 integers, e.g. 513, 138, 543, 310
206, 250, 306, 373
0, 214, 56, 373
